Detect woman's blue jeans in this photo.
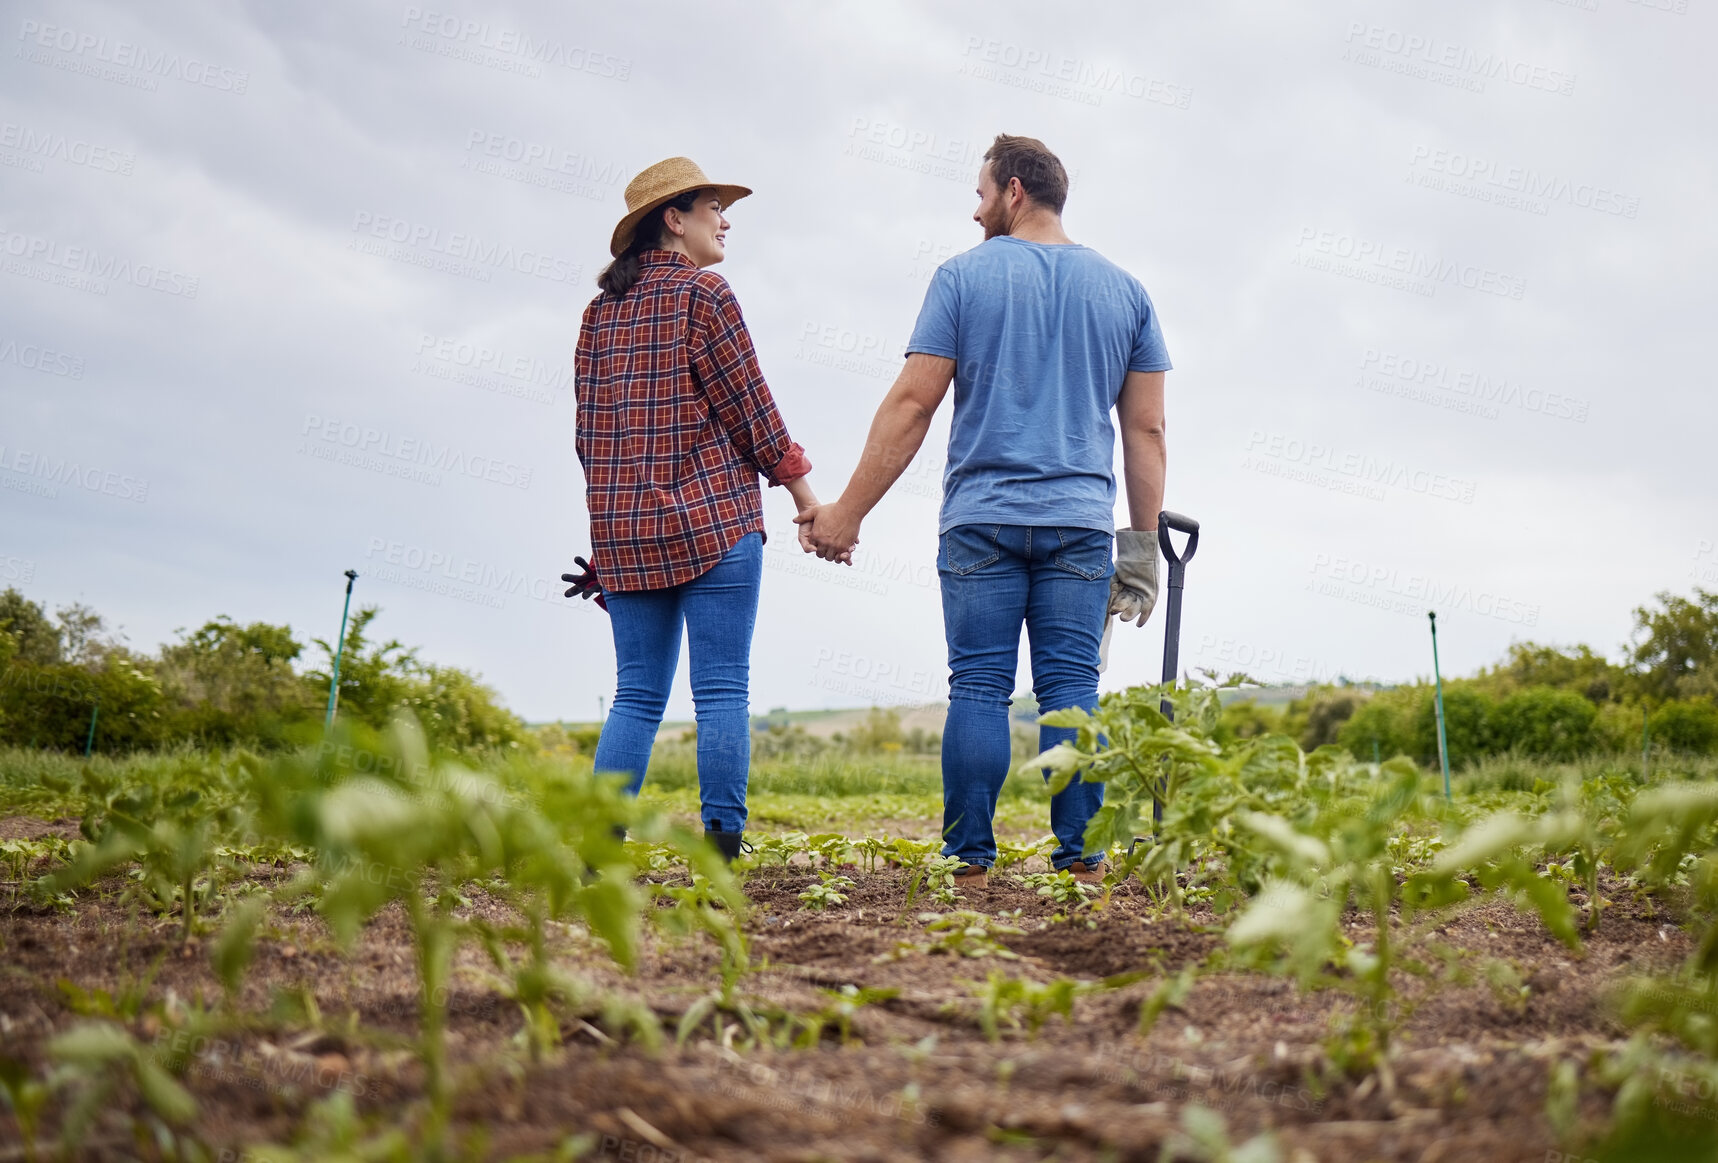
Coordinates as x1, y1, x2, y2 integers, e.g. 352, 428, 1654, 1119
592, 532, 761, 834
937, 524, 1112, 871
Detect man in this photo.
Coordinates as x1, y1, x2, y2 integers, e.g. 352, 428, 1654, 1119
797, 134, 1171, 886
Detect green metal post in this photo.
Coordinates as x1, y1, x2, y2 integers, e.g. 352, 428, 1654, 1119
83, 702, 99, 757
1429, 611, 1451, 801
324, 570, 358, 729
1642, 714, 1651, 782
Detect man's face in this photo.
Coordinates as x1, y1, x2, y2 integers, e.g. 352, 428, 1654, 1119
973, 164, 1011, 240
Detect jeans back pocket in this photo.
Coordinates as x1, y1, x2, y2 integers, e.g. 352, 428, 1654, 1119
1050, 527, 1114, 580
940, 524, 1003, 575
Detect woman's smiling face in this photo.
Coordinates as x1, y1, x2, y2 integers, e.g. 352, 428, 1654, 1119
665, 190, 730, 267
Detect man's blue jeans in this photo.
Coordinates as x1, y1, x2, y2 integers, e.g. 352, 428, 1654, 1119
938, 524, 1112, 871
592, 532, 761, 834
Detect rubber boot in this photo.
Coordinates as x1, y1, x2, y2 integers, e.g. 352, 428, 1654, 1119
705, 820, 746, 864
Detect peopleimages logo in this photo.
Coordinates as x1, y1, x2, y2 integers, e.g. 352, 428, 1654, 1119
957, 36, 1192, 109
1359, 349, 1588, 422
0, 227, 199, 298
399, 7, 632, 79
1407, 145, 1639, 219
0, 337, 84, 379
1309, 553, 1540, 626
16, 19, 250, 93
1342, 22, 1576, 95
0, 444, 148, 503
0, 120, 135, 174
1244, 430, 1477, 504
364, 538, 563, 607
1294, 227, 1525, 300
414, 334, 572, 392
349, 213, 580, 283
300, 415, 532, 490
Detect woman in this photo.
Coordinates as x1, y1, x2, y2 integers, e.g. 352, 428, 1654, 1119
570, 157, 830, 861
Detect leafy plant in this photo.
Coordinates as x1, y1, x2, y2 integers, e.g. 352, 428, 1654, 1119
906, 854, 963, 907
798, 872, 855, 911
967, 970, 1083, 1042
882, 910, 1024, 961
1017, 869, 1096, 906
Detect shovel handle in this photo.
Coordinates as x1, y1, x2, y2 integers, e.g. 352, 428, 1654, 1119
1157, 511, 1199, 568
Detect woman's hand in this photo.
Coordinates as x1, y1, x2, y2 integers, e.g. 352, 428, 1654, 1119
787, 478, 853, 563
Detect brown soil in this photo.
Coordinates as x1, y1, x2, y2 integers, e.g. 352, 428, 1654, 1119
0, 819, 1685, 1162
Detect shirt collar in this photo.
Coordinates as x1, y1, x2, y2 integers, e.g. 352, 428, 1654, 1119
637, 249, 696, 269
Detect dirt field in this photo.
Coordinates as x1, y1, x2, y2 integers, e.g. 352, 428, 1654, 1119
0, 812, 1681, 1162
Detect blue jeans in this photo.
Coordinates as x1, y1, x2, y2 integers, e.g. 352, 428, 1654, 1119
592, 532, 761, 834
938, 524, 1112, 871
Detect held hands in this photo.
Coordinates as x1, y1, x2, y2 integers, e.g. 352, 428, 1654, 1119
1109, 528, 1159, 627
793, 502, 861, 564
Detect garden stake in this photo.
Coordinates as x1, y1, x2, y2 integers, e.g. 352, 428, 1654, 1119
325, 569, 358, 729
1429, 611, 1451, 801
83, 701, 98, 757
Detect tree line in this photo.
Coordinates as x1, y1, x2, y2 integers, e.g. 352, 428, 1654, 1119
3, 584, 1715, 765
0, 589, 529, 754
1219, 589, 1718, 765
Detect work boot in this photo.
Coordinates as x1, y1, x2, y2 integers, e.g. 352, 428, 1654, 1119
705, 820, 751, 864
953, 863, 989, 889
1066, 860, 1105, 885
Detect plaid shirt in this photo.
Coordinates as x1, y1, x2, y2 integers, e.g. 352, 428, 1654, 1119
575, 250, 809, 592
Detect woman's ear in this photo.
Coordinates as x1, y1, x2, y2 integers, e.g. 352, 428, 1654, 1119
662, 207, 685, 238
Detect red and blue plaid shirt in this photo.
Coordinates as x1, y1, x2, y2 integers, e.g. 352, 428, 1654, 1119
575, 250, 809, 592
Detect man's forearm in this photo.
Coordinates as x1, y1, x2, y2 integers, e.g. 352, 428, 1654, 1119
837, 393, 934, 518
1121, 430, 1167, 531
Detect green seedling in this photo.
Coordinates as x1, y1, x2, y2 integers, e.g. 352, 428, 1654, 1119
798, 872, 855, 911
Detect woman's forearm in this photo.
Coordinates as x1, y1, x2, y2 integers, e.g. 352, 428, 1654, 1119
784, 476, 818, 512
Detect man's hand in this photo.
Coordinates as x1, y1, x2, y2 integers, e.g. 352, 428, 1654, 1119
1109, 529, 1159, 627
794, 502, 861, 563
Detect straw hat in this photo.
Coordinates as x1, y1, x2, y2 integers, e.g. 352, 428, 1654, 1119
609, 157, 752, 257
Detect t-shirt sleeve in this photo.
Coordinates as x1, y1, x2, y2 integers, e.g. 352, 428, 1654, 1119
1129, 287, 1173, 373
906, 264, 960, 359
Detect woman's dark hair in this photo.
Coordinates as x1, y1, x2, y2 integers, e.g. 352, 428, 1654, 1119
597, 189, 704, 297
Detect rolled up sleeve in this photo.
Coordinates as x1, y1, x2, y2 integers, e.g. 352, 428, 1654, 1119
690, 280, 807, 486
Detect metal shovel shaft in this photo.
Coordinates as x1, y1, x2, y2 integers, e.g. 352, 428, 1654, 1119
1152, 511, 1200, 825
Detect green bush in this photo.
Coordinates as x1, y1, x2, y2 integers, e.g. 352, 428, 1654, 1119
1651, 699, 1718, 755
1487, 687, 1598, 761
1291, 688, 1363, 751
0, 655, 166, 753
1337, 688, 1418, 762
1214, 697, 1284, 747
1412, 685, 1492, 768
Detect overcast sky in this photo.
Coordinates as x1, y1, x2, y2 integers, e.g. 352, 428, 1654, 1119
2, 0, 1713, 723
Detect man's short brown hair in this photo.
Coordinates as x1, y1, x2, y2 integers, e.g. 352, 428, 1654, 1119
982, 134, 1068, 214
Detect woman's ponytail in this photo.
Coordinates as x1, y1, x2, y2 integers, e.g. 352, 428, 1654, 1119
596, 189, 702, 298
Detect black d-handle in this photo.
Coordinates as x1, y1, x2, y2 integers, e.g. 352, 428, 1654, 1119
1157, 510, 1199, 567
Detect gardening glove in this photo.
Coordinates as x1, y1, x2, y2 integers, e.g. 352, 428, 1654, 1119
561, 555, 608, 612
1109, 529, 1159, 628
1097, 617, 1115, 674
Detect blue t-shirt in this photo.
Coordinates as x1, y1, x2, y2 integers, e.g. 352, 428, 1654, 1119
905, 236, 1172, 534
